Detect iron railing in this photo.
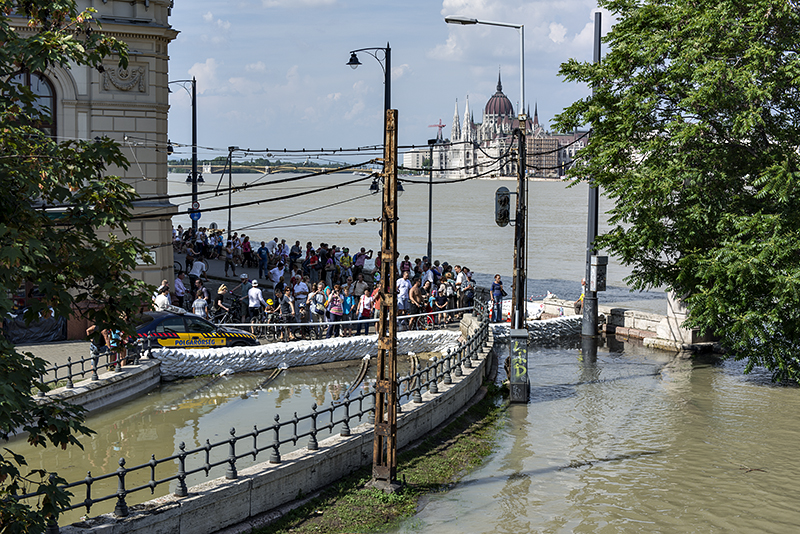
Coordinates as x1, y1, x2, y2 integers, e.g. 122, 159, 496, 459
35, 338, 151, 393
17, 298, 490, 530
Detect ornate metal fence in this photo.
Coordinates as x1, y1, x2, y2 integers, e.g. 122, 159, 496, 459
18, 297, 490, 531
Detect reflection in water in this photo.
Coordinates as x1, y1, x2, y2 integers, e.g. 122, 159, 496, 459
389, 338, 800, 534
6, 361, 376, 525
495, 404, 533, 534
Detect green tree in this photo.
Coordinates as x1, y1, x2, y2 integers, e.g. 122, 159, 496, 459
0, 3, 151, 531
555, 0, 800, 381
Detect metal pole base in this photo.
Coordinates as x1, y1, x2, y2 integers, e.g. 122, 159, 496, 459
509, 329, 529, 403
581, 294, 598, 337
366, 478, 403, 494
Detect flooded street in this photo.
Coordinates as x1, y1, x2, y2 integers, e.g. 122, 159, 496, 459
390, 340, 800, 534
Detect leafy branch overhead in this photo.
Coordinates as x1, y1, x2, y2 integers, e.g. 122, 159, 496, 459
554, 0, 800, 382
1, 2, 152, 531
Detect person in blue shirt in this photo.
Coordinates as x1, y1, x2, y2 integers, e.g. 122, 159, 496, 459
257, 241, 269, 279
341, 285, 357, 337
490, 274, 505, 323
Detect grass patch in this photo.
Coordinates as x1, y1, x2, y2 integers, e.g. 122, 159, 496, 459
257, 383, 507, 534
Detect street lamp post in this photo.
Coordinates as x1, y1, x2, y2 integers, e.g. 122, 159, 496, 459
444, 16, 525, 118
446, 14, 529, 402
347, 44, 401, 492
169, 77, 199, 234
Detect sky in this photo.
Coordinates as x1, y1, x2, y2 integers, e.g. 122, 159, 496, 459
166, 0, 613, 165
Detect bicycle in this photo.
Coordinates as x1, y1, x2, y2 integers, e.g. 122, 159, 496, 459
415, 304, 436, 331
213, 294, 244, 325
174, 260, 183, 277
249, 309, 282, 341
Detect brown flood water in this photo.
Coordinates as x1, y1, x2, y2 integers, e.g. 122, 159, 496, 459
390, 338, 800, 534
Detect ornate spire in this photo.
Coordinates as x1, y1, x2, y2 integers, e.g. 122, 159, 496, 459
533, 102, 539, 127
497, 68, 502, 93
452, 98, 461, 141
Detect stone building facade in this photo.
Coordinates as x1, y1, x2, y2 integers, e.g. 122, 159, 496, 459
10, 0, 178, 288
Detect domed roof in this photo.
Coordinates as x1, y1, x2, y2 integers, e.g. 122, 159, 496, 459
484, 73, 514, 117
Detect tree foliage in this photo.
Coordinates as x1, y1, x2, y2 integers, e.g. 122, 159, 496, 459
0, 2, 151, 531
555, 0, 800, 381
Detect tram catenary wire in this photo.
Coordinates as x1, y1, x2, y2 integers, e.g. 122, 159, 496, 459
129, 173, 375, 221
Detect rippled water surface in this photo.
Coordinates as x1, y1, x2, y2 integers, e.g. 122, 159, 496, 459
390, 340, 800, 534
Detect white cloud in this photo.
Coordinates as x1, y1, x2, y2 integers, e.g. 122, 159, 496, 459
327, 92, 342, 101
548, 22, 567, 44
228, 76, 262, 95
245, 61, 266, 72
392, 64, 410, 80
188, 58, 221, 93
203, 11, 213, 22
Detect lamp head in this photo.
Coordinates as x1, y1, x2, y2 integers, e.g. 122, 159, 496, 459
445, 16, 479, 25
347, 52, 362, 69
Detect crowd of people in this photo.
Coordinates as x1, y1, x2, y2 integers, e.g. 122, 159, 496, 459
163, 225, 480, 339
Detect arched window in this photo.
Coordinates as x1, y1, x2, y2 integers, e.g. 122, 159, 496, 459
9, 72, 56, 137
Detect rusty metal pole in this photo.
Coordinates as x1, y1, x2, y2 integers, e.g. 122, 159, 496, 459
509, 128, 529, 403
371, 108, 400, 492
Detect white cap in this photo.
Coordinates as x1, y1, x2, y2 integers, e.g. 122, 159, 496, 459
251, 280, 258, 287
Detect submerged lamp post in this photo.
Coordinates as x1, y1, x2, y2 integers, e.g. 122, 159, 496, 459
168, 77, 199, 233
348, 44, 401, 492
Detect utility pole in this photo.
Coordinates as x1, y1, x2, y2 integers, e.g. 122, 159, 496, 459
371, 108, 400, 492
509, 128, 529, 403
582, 12, 606, 338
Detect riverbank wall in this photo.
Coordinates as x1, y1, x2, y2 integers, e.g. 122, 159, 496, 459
539, 296, 715, 352
59, 315, 495, 534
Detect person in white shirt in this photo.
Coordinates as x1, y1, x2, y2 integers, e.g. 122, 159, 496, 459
188, 257, 207, 289
293, 277, 309, 323
265, 237, 279, 258
247, 280, 267, 319
174, 272, 187, 309
153, 286, 171, 311
269, 263, 284, 286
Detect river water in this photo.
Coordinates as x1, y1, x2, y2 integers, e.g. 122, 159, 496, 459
390, 340, 800, 534
169, 172, 665, 313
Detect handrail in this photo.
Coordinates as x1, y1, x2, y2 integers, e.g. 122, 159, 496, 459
15, 296, 490, 529
35, 339, 151, 395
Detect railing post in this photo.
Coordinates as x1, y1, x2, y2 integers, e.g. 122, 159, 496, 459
454, 346, 463, 377
412, 365, 423, 403
66, 357, 74, 389
114, 458, 129, 517
91, 349, 99, 381
226, 428, 238, 479
368, 387, 376, 424
429, 357, 439, 394
340, 399, 351, 437
83, 471, 94, 515
175, 442, 188, 497
270, 414, 282, 463
444, 349, 452, 385
308, 404, 319, 450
